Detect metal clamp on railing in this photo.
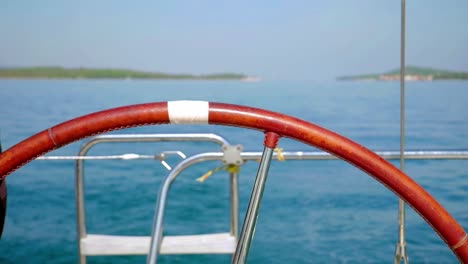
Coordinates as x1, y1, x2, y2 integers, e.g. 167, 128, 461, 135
222, 144, 244, 166
155, 151, 187, 170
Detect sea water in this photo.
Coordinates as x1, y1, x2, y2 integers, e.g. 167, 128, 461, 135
0, 80, 467, 263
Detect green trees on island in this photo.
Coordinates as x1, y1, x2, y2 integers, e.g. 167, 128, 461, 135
337, 66, 468, 81
0, 67, 247, 80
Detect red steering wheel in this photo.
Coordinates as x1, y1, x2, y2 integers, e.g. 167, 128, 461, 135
0, 101, 467, 262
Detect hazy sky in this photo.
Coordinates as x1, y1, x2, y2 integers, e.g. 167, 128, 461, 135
1, 0, 467, 80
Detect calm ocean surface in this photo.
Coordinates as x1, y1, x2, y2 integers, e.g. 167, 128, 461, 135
0, 79, 467, 263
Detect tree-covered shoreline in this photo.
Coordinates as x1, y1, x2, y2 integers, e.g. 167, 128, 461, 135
0, 67, 249, 80
337, 66, 468, 81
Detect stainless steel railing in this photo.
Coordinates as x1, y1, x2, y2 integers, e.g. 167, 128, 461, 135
72, 134, 231, 264
145, 149, 468, 264
35, 133, 468, 264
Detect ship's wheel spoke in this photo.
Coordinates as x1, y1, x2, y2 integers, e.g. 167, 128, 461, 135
233, 132, 279, 264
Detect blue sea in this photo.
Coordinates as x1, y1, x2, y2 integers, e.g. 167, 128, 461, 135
0, 79, 467, 263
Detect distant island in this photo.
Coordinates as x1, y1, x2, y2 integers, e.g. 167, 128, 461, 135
0, 67, 257, 81
337, 66, 468, 81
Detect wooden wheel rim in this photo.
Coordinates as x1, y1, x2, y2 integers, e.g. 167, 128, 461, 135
0, 101, 467, 262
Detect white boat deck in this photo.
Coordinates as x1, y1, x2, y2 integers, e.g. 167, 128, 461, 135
81, 232, 236, 256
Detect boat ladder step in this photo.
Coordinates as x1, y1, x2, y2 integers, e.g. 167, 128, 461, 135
80, 232, 236, 256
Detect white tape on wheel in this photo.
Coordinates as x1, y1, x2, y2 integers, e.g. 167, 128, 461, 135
167, 101, 209, 124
